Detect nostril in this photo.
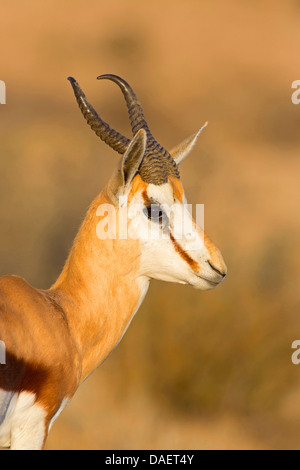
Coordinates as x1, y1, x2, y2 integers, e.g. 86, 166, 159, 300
207, 260, 226, 277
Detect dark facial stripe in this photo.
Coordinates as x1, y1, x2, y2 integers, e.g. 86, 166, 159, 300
170, 233, 199, 272
141, 188, 150, 205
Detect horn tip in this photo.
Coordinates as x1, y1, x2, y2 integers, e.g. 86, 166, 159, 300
197, 121, 208, 136
67, 77, 79, 90
97, 74, 110, 80
97, 74, 124, 84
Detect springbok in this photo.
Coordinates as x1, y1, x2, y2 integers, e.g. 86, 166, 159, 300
0, 75, 227, 450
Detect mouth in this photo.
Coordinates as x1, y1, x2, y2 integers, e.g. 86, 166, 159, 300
188, 274, 222, 290
198, 262, 227, 286
198, 276, 220, 286
193, 265, 227, 288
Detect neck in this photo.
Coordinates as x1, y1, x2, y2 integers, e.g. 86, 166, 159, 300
50, 187, 149, 382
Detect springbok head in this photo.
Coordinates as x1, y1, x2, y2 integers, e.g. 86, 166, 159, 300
68, 74, 227, 290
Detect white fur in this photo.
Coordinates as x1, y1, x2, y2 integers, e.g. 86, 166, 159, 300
147, 182, 174, 207
0, 390, 47, 450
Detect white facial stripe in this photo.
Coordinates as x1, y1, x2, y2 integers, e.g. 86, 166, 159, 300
147, 182, 174, 206
170, 203, 205, 252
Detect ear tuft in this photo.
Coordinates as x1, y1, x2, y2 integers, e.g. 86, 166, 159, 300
170, 122, 208, 165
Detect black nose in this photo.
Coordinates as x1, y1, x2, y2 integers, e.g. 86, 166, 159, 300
207, 261, 226, 277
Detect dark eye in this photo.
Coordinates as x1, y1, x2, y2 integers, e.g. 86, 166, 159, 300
143, 204, 168, 225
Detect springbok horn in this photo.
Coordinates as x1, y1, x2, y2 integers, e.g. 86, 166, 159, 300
68, 75, 180, 184
97, 74, 180, 180
67, 77, 130, 155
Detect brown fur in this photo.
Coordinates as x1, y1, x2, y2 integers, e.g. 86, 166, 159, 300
0, 276, 80, 416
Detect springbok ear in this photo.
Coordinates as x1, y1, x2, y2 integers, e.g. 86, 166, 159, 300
121, 128, 147, 190
170, 122, 208, 165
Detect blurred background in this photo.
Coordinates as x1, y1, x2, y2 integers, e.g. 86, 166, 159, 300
0, 0, 300, 450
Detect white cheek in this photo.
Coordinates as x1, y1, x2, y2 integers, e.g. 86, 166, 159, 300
139, 236, 190, 283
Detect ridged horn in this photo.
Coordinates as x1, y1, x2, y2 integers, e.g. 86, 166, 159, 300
98, 74, 152, 144
97, 74, 180, 181
67, 77, 130, 155
68, 75, 180, 185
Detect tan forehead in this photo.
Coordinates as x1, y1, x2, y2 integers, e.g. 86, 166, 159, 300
127, 174, 149, 203
128, 174, 184, 204
168, 176, 184, 203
